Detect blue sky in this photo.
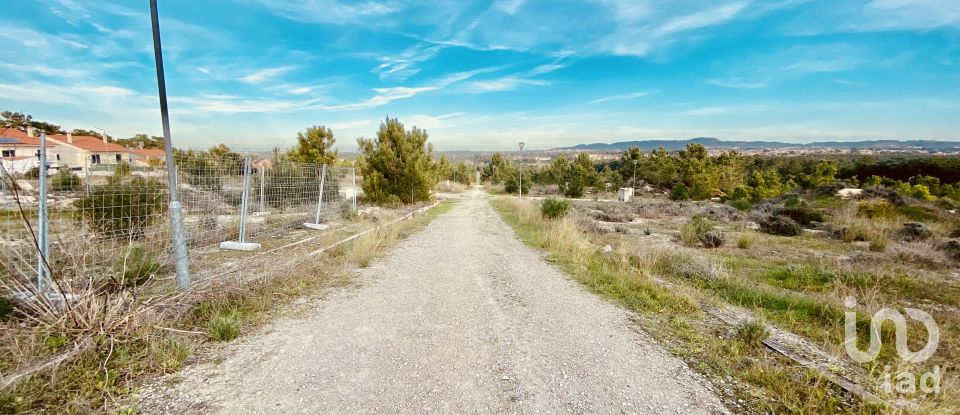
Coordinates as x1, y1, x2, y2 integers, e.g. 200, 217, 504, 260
0, 0, 958, 151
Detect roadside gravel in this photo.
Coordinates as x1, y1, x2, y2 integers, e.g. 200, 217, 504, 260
138, 189, 729, 414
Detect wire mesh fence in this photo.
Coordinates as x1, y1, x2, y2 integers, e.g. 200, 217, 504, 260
0, 151, 356, 299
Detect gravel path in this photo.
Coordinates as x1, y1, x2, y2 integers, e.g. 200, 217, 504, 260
139, 190, 729, 414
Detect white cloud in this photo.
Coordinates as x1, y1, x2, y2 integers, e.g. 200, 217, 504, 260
705, 78, 768, 89
250, 0, 400, 24
239, 66, 298, 84
590, 90, 653, 104
654, 1, 749, 36
462, 77, 549, 93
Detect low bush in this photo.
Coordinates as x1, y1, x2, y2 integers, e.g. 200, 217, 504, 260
73, 178, 166, 239
737, 233, 755, 249
899, 222, 933, 242
759, 215, 802, 236
698, 230, 726, 248
540, 198, 571, 219
208, 309, 243, 341
49, 169, 83, 191
681, 216, 724, 247
728, 199, 752, 212
774, 204, 825, 226
869, 238, 888, 252
0, 296, 13, 320
736, 320, 770, 350
669, 184, 690, 201
504, 174, 531, 196
113, 245, 166, 287
857, 199, 897, 220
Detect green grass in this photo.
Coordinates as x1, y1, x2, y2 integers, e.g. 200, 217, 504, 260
490, 197, 884, 415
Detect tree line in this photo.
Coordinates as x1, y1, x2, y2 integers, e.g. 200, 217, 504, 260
486, 143, 960, 205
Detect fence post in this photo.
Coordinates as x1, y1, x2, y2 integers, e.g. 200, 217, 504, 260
303, 164, 329, 230
36, 132, 49, 292
351, 166, 357, 211
218, 156, 260, 251
151, 0, 191, 287
258, 164, 265, 213
239, 156, 251, 243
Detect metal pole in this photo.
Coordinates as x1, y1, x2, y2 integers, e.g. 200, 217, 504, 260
314, 164, 327, 224
238, 156, 251, 243
351, 165, 357, 211
633, 160, 637, 188
36, 132, 49, 292
258, 164, 265, 213
150, 0, 190, 289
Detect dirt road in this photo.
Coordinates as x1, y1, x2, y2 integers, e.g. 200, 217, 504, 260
140, 190, 729, 414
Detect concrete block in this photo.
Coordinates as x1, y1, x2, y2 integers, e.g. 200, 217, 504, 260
303, 223, 330, 230
219, 241, 261, 251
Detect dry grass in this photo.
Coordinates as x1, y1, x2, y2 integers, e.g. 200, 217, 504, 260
0, 200, 456, 413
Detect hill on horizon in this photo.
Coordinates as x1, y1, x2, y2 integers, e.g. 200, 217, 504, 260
557, 137, 960, 152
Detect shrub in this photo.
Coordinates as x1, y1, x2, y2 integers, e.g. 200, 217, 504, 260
74, 178, 166, 239
680, 216, 720, 247
759, 215, 802, 236
264, 161, 323, 210
774, 204, 825, 226
113, 245, 166, 287
736, 233, 755, 249
504, 174, 531, 196
50, 169, 83, 191
339, 200, 359, 221
669, 184, 690, 201
900, 222, 933, 242
728, 199, 752, 212
869, 238, 887, 252
736, 320, 769, 349
857, 199, 896, 219
208, 309, 243, 341
698, 229, 725, 248
0, 296, 13, 320
540, 198, 571, 219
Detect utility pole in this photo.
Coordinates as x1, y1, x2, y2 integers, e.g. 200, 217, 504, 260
150, 0, 191, 289
518, 142, 525, 199
632, 159, 638, 188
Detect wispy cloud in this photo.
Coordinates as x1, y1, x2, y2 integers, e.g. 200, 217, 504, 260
239, 66, 298, 84
590, 90, 653, 104
462, 77, 549, 93
705, 78, 767, 89
249, 0, 400, 24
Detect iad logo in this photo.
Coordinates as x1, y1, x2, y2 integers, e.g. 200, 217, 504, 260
843, 296, 943, 395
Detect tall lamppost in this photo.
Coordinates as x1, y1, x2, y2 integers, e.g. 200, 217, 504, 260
632, 159, 638, 188
518, 142, 525, 199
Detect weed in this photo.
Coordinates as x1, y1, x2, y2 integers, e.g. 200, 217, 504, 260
736, 320, 769, 350
113, 245, 167, 287
736, 233, 755, 249
680, 216, 719, 247
208, 309, 243, 341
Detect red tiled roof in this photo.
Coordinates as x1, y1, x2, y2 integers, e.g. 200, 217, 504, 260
0, 128, 56, 147
129, 148, 166, 158
49, 134, 130, 153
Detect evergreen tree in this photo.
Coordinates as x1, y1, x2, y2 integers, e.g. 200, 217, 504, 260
358, 118, 436, 204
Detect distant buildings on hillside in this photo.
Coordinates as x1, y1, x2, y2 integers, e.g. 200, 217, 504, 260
0, 126, 164, 174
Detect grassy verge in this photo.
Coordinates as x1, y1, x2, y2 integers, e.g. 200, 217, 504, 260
490, 197, 885, 415
0, 199, 456, 414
